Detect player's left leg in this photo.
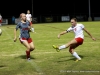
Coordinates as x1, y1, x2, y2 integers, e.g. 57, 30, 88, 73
27, 38, 35, 59
53, 38, 77, 52
69, 44, 81, 61
28, 38, 35, 51
29, 42, 35, 51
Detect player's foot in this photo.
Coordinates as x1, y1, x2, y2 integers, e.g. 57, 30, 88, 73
75, 58, 81, 62
27, 58, 31, 61
52, 45, 60, 52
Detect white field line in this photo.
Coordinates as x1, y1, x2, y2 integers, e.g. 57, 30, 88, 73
2, 28, 45, 75
1, 52, 58, 56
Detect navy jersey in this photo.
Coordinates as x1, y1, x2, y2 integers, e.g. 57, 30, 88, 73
16, 21, 31, 39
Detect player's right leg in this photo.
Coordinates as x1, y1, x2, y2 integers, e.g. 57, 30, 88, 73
53, 39, 77, 52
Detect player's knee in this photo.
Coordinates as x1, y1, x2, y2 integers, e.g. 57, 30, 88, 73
30, 47, 35, 51
69, 47, 73, 54
27, 46, 31, 50
69, 49, 72, 54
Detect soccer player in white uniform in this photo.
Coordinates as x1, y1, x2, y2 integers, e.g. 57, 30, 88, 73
53, 18, 96, 61
0, 14, 2, 26
26, 10, 34, 32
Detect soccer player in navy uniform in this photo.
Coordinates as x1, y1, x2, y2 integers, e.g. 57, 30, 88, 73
14, 13, 35, 60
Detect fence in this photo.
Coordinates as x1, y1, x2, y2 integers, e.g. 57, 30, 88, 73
2, 13, 100, 24
32, 15, 88, 23
29, 13, 100, 23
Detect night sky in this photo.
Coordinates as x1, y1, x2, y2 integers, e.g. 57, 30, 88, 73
0, 0, 99, 18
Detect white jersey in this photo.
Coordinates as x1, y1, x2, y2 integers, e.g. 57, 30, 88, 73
26, 14, 32, 21
0, 15, 2, 20
67, 24, 84, 39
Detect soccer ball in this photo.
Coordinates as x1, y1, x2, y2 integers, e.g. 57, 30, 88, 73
0, 29, 2, 35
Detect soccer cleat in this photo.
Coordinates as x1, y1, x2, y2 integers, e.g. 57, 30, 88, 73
27, 58, 31, 61
75, 58, 81, 62
52, 45, 60, 52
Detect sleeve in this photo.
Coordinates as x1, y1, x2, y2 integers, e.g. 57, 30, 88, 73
15, 23, 20, 30
30, 14, 32, 17
66, 27, 73, 32
81, 24, 85, 29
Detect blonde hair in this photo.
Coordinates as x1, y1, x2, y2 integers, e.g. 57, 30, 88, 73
20, 13, 25, 18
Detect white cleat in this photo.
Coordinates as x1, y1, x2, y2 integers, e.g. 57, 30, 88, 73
27, 58, 31, 61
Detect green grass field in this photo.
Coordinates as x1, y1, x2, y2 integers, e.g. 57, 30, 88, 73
0, 21, 100, 75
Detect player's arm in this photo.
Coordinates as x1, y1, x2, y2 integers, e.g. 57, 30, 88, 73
58, 31, 67, 39
83, 28, 96, 41
14, 29, 17, 42
58, 27, 72, 39
14, 23, 20, 42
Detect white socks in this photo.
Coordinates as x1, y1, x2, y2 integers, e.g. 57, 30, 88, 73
58, 45, 66, 50
72, 52, 81, 60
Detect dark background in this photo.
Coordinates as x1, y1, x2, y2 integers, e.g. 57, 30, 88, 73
0, 0, 99, 18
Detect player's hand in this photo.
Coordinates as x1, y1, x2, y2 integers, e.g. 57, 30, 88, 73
31, 28, 34, 32
57, 34, 61, 39
14, 37, 17, 42
92, 37, 96, 41
28, 26, 31, 29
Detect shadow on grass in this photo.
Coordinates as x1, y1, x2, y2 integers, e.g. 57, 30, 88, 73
57, 58, 76, 62
19, 55, 35, 59
0, 65, 6, 68
57, 55, 84, 62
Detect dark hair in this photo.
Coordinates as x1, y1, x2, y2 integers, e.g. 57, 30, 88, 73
71, 18, 77, 22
